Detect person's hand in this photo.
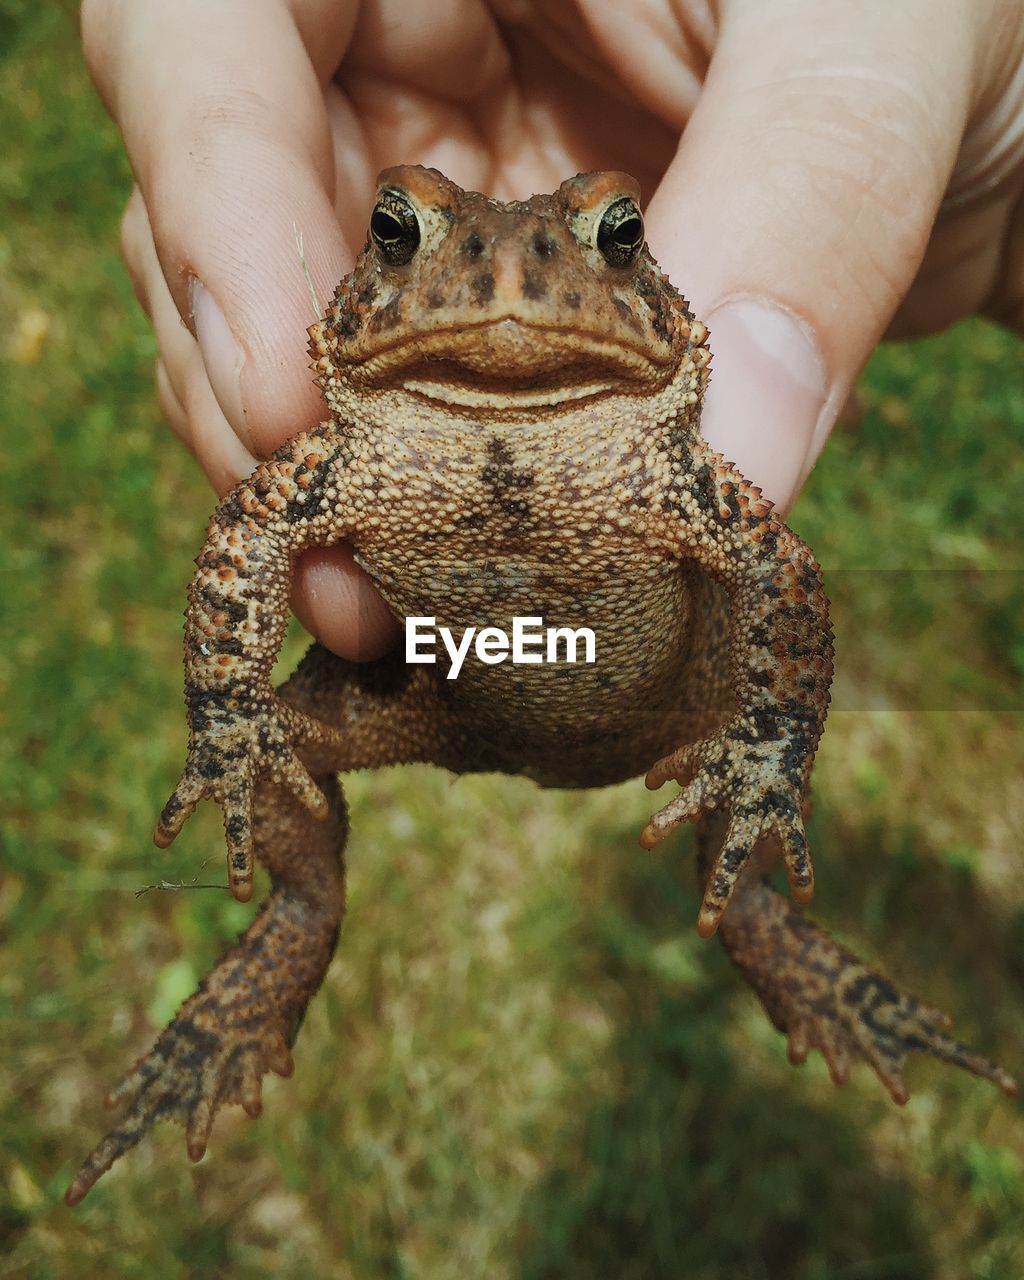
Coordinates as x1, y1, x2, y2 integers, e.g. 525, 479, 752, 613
82, 0, 1024, 661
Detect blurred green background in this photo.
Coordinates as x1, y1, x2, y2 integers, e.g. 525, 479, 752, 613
2, 5, 1023, 1277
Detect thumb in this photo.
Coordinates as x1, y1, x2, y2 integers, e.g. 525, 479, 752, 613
647, 0, 981, 509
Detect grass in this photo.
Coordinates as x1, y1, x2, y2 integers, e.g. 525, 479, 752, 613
2, 5, 1023, 1277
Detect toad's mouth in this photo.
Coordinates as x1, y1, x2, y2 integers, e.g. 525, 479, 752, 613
344, 320, 675, 409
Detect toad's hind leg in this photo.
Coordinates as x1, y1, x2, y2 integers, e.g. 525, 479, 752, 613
697, 815, 1017, 1101
65, 775, 347, 1205
67, 644, 456, 1205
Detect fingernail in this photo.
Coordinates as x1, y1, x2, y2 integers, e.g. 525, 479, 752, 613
190, 278, 254, 451
699, 300, 827, 511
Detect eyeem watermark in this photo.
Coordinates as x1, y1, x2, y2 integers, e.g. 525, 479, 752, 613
406, 616, 597, 680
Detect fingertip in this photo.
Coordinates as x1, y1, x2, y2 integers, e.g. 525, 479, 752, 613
190, 279, 250, 450
699, 299, 826, 511
292, 545, 400, 662
181, 338, 260, 497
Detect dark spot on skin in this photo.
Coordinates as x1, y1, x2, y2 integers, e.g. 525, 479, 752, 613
481, 437, 535, 523
718, 489, 741, 524
215, 497, 245, 526
531, 232, 558, 257
522, 269, 547, 301
370, 296, 402, 332
186, 684, 234, 738
456, 511, 487, 529
699, 753, 730, 780
282, 447, 337, 524
463, 232, 484, 259
163, 1019, 221, 1072
472, 272, 495, 305
226, 813, 248, 842
612, 296, 641, 331
692, 462, 717, 513
636, 270, 673, 342
221, 596, 249, 624
762, 789, 797, 819
331, 308, 362, 339
759, 530, 779, 559
562, 290, 581, 309
426, 290, 446, 309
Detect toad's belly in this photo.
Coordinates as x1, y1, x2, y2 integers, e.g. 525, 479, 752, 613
357, 546, 731, 787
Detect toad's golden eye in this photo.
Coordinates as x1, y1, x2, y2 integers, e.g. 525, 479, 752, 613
596, 197, 644, 268
370, 191, 421, 266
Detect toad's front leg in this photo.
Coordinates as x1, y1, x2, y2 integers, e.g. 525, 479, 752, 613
643, 444, 834, 937
155, 429, 353, 901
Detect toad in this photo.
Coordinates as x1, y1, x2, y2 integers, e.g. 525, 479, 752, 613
66, 166, 1015, 1203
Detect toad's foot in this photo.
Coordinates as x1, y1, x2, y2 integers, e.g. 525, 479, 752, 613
642, 728, 814, 936
64, 1017, 293, 1208
720, 877, 1018, 1102
155, 702, 334, 901
65, 885, 339, 1205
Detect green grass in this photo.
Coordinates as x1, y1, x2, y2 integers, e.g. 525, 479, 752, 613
2, 5, 1023, 1277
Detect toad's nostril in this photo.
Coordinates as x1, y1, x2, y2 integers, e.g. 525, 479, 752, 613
462, 232, 485, 260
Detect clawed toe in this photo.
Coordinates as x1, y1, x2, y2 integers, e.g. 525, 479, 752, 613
835, 972, 1019, 1102
66, 1023, 296, 1203
778, 971, 1017, 1103
277, 754, 328, 820
153, 776, 205, 849
724, 889, 1017, 1103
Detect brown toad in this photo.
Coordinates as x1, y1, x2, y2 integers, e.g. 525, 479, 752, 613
67, 166, 1015, 1203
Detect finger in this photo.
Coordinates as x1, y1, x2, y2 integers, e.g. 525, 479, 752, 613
646, 0, 984, 509
122, 189, 390, 652
83, 1, 400, 658
121, 190, 196, 443
131, 187, 388, 652
123, 188, 260, 488
155, 360, 189, 447
82, 0, 356, 463
293, 545, 402, 662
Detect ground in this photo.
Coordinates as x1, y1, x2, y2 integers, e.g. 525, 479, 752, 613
1, 4, 1023, 1277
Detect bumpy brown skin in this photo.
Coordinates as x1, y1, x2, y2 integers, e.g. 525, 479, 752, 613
67, 167, 1015, 1205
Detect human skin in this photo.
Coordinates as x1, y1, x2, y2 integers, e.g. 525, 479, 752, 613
81, 0, 1024, 661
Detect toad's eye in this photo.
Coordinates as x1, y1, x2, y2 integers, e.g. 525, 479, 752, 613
596, 197, 644, 268
370, 191, 421, 266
